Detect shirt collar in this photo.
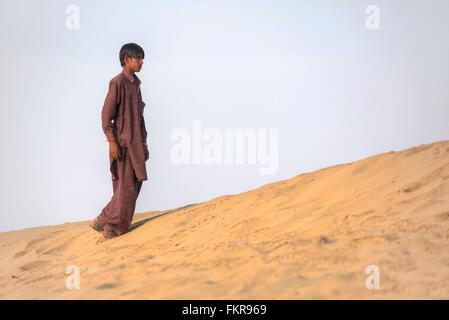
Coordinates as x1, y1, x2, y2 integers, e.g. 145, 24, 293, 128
122, 67, 141, 85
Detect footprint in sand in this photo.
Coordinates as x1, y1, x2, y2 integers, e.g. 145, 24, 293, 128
19, 260, 50, 271
96, 283, 119, 289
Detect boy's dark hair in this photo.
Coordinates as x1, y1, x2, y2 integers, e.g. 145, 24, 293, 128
119, 43, 145, 67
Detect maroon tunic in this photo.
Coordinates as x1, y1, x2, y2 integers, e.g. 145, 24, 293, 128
101, 67, 148, 181
98, 67, 148, 235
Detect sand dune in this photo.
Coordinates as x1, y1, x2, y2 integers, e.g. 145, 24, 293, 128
1, 140, 449, 299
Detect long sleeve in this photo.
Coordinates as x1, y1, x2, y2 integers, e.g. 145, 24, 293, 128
101, 80, 120, 140
141, 115, 147, 144
138, 87, 147, 144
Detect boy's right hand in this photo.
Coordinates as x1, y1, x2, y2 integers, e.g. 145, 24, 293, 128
109, 141, 122, 160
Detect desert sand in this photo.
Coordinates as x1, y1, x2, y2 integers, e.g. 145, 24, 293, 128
1, 140, 449, 299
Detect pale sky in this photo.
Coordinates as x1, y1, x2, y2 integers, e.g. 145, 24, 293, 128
0, 0, 448, 232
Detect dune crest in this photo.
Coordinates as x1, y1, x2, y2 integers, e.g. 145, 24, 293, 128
1, 140, 449, 299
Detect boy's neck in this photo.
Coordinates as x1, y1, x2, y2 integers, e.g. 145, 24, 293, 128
124, 66, 134, 76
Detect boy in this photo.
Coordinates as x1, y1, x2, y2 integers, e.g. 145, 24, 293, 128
90, 43, 149, 241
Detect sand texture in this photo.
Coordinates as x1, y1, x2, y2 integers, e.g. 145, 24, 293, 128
1, 140, 449, 299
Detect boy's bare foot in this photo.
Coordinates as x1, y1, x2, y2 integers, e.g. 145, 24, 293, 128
98, 230, 119, 242
89, 218, 105, 232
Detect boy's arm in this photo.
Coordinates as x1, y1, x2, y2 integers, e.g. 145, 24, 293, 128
101, 80, 120, 141
138, 87, 148, 145
141, 115, 147, 145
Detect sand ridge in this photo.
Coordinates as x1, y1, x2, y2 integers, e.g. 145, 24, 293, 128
1, 140, 449, 299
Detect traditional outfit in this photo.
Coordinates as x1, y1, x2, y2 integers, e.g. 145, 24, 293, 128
98, 67, 148, 235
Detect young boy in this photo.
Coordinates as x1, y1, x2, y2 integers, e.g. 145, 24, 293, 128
90, 43, 149, 241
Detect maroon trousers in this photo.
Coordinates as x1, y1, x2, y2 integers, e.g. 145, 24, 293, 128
98, 146, 142, 236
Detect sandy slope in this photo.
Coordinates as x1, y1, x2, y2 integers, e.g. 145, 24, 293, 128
1, 140, 449, 299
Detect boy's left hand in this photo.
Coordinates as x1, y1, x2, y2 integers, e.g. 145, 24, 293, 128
144, 144, 149, 161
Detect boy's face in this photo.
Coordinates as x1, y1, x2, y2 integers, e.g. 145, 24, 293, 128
125, 55, 143, 72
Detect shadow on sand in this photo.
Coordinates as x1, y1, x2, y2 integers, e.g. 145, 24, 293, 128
128, 203, 198, 233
